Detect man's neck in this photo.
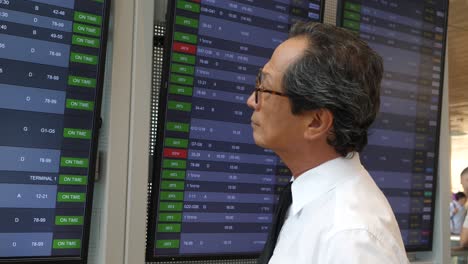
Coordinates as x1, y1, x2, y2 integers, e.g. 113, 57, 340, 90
275, 144, 341, 179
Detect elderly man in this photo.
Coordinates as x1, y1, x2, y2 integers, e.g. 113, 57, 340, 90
247, 22, 408, 264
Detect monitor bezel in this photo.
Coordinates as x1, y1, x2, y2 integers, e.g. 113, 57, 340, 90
146, 0, 325, 262
0, 0, 112, 263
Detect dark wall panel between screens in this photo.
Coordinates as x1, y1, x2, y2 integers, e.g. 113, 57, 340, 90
337, 0, 448, 252
147, 0, 324, 261
0, 0, 111, 263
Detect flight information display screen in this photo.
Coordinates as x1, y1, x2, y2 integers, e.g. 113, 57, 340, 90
148, 0, 323, 260
0, 0, 110, 262
337, 0, 447, 251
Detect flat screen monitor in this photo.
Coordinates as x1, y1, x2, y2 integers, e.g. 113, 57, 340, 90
147, 0, 324, 261
0, 0, 111, 263
336, 0, 448, 251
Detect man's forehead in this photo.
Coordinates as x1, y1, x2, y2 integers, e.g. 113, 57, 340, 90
262, 37, 308, 80
263, 37, 308, 78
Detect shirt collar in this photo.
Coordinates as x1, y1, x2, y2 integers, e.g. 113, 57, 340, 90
289, 152, 364, 216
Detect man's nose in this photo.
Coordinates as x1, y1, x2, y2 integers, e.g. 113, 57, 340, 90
247, 91, 257, 110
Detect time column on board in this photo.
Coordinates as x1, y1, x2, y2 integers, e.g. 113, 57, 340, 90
155, 0, 201, 254
341, 1, 361, 32
409, 2, 444, 245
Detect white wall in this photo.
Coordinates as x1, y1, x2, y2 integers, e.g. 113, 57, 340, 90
87, 0, 154, 263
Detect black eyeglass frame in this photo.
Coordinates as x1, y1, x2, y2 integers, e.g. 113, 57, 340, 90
254, 68, 289, 104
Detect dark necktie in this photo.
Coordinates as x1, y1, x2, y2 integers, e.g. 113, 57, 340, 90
257, 182, 293, 264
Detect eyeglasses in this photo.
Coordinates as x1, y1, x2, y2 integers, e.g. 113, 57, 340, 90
254, 68, 288, 104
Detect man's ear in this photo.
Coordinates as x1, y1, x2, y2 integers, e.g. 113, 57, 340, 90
304, 109, 334, 140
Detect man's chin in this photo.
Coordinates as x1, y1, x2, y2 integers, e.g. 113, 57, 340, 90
252, 135, 267, 149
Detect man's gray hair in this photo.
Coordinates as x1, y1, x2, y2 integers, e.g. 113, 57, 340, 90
283, 22, 384, 156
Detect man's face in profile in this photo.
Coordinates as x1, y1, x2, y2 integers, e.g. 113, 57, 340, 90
246, 37, 308, 152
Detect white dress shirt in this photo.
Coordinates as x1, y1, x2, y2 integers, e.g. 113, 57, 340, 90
269, 153, 409, 264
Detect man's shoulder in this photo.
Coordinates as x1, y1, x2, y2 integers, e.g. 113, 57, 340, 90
326, 179, 407, 263
291, 166, 408, 263
323, 228, 409, 264
330, 170, 402, 235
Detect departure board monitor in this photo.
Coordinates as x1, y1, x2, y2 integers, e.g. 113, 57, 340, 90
0, 0, 110, 263
337, 0, 448, 251
148, 0, 324, 260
